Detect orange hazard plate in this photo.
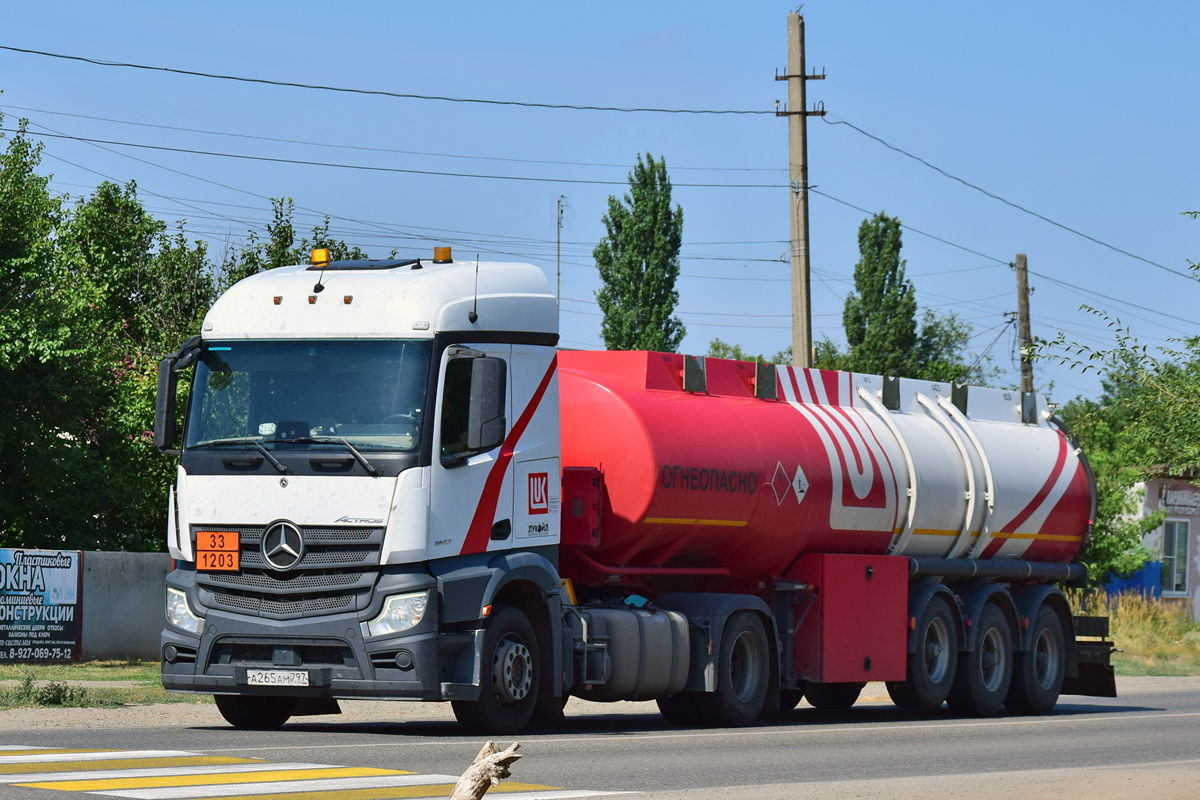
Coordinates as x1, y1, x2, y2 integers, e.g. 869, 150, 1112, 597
197, 530, 240, 571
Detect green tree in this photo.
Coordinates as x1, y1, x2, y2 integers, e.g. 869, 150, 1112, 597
594, 153, 685, 351
706, 338, 790, 365
843, 212, 919, 375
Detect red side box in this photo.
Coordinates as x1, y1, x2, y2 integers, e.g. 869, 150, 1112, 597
787, 553, 907, 683
561, 467, 603, 548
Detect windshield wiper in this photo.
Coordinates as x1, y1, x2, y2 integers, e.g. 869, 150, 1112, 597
276, 436, 379, 477
195, 437, 291, 475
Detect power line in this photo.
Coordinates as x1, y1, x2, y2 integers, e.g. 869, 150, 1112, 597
0, 103, 783, 173
0, 45, 772, 116
823, 115, 1194, 281
5, 126, 785, 189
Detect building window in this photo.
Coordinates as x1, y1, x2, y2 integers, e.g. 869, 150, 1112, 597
1161, 520, 1189, 595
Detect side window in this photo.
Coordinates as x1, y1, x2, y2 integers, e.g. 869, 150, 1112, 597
1162, 520, 1189, 595
440, 358, 473, 456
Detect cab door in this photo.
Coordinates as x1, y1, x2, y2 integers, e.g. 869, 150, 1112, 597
427, 344, 513, 560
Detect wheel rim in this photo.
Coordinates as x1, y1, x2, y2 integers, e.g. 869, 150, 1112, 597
923, 616, 951, 684
1034, 627, 1060, 691
492, 635, 533, 706
728, 631, 762, 704
979, 627, 1007, 693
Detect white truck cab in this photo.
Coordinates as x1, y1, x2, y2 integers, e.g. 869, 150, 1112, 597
157, 248, 565, 731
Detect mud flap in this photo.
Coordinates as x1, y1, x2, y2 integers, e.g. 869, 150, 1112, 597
292, 698, 342, 716
1062, 616, 1117, 698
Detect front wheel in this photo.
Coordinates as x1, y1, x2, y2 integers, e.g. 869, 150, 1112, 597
1006, 605, 1065, 715
214, 694, 297, 730
452, 605, 540, 735
696, 611, 771, 727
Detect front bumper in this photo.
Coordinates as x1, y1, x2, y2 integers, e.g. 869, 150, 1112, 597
161, 568, 483, 701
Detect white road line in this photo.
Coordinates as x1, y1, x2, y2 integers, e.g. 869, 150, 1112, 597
0, 762, 335, 784
473, 793, 632, 800
0, 751, 197, 765
0, 746, 53, 751
94, 773, 464, 799
199, 710, 1200, 754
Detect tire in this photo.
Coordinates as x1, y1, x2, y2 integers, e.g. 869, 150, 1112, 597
948, 603, 1013, 717
804, 682, 865, 710
451, 605, 540, 735
213, 694, 297, 730
885, 594, 958, 712
696, 611, 771, 727
1006, 605, 1066, 715
778, 687, 807, 713
531, 687, 569, 726
656, 692, 702, 726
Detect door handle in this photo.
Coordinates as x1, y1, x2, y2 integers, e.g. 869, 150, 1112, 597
490, 519, 512, 540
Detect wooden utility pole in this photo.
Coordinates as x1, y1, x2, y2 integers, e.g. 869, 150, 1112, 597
556, 195, 565, 314
1015, 253, 1034, 393
777, 13, 825, 368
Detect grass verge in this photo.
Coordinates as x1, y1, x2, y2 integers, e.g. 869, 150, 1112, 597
0, 661, 212, 710
1075, 591, 1200, 676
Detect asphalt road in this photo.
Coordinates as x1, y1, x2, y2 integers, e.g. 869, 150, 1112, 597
2, 679, 1199, 799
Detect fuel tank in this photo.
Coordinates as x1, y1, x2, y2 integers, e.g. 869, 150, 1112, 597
557, 351, 1094, 594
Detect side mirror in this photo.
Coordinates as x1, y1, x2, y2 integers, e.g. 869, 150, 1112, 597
154, 357, 178, 452
467, 356, 507, 451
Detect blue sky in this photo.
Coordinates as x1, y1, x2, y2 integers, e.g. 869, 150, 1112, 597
3, 1, 1196, 402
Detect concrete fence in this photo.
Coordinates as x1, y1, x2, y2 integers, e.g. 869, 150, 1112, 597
81, 551, 170, 661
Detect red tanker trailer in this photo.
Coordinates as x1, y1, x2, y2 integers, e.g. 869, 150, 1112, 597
554, 350, 1109, 723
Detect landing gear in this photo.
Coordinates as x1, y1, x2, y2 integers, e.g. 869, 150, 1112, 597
948, 603, 1012, 717
452, 605, 540, 734
1006, 605, 1065, 715
886, 594, 958, 712
697, 611, 771, 727
214, 695, 297, 730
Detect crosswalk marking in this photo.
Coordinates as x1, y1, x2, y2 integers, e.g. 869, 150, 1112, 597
0, 762, 337, 784
0, 757, 258, 775
0, 750, 198, 765
20, 766, 410, 792
0, 744, 629, 800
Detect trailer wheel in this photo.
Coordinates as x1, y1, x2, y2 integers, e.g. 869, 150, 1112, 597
451, 605, 539, 735
804, 682, 865, 710
213, 695, 297, 730
886, 594, 958, 712
948, 603, 1012, 717
656, 692, 702, 726
1006, 605, 1065, 715
697, 611, 770, 727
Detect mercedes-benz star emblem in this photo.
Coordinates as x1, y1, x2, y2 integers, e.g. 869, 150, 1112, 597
261, 522, 304, 571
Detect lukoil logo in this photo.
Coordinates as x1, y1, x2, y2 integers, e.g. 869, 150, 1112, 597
528, 472, 549, 515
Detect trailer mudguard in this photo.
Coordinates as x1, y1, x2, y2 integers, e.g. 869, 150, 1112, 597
905, 581, 965, 655
653, 593, 775, 693
954, 583, 1018, 653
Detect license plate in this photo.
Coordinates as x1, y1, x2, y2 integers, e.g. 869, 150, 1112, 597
246, 669, 309, 687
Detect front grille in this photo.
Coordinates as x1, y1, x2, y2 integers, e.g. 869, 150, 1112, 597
193, 524, 382, 620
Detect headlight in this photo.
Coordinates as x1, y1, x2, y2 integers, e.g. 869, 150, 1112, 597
363, 591, 428, 638
166, 587, 205, 635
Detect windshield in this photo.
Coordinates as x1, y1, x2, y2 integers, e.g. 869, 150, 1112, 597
184, 340, 431, 452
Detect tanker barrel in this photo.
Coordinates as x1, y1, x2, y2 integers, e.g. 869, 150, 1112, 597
908, 557, 1087, 585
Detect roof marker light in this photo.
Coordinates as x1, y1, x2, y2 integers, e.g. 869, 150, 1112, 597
433, 246, 452, 263
273, 296, 282, 305
311, 248, 331, 268
343, 296, 353, 305
308, 295, 317, 304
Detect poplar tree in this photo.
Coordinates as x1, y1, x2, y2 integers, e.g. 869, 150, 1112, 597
594, 153, 685, 352
843, 212, 919, 376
